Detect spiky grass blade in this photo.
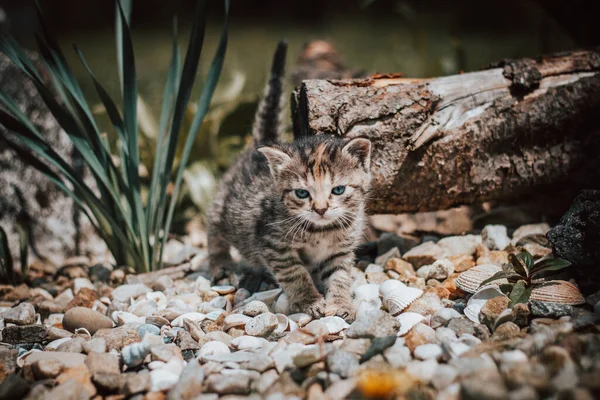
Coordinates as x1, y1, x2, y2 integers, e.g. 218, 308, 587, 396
160, 0, 230, 266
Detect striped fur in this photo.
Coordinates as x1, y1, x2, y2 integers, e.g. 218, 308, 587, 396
208, 135, 371, 321
251, 40, 287, 144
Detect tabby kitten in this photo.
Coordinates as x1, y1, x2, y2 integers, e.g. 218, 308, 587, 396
207, 41, 371, 321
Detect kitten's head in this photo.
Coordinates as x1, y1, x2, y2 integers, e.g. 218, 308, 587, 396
258, 136, 371, 226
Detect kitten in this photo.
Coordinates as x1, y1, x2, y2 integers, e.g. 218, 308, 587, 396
207, 41, 371, 321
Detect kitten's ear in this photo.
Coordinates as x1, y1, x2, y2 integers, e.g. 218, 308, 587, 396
342, 138, 371, 171
258, 146, 292, 175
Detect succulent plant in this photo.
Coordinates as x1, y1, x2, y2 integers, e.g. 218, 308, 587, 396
478, 250, 572, 306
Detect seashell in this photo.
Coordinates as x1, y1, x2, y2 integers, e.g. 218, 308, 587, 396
288, 319, 298, 332
288, 313, 312, 327
396, 312, 426, 336
145, 315, 170, 328
211, 285, 236, 295
209, 296, 229, 310
223, 314, 252, 330
44, 337, 72, 351
122, 333, 163, 367
197, 302, 221, 314
383, 284, 423, 316
234, 288, 251, 305
112, 311, 145, 325
232, 335, 270, 351
320, 316, 350, 334
92, 300, 108, 315
464, 286, 507, 323
150, 358, 183, 392
146, 292, 168, 310
455, 264, 503, 293
183, 318, 205, 341
379, 279, 405, 298
198, 341, 231, 358
530, 280, 585, 305
74, 328, 92, 337
171, 312, 206, 327
275, 293, 290, 314
274, 314, 289, 334
205, 310, 226, 321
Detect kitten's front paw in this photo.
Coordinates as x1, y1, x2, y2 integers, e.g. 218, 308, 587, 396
291, 296, 326, 319
326, 300, 356, 323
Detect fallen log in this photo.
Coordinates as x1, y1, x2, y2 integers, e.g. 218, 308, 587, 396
291, 49, 600, 214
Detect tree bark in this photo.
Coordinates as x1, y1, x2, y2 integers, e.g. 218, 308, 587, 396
291, 49, 600, 214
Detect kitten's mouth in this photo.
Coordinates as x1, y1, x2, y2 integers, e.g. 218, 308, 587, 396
308, 214, 334, 226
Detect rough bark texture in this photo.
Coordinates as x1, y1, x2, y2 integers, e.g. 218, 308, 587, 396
292, 49, 600, 214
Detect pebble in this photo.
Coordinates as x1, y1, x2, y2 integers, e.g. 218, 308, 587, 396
23, 351, 87, 369
56, 336, 87, 353
437, 235, 482, 256
406, 359, 439, 383
480, 296, 511, 330
447, 316, 476, 336
199, 341, 231, 358
436, 327, 458, 344
431, 307, 462, 328
326, 350, 359, 378
416, 259, 455, 281
481, 225, 510, 250
384, 258, 416, 282
72, 278, 95, 295
383, 341, 412, 368
150, 343, 183, 362
346, 309, 400, 338
138, 323, 161, 337
111, 283, 151, 303
93, 324, 142, 351
205, 371, 252, 394
2, 325, 48, 344
432, 364, 459, 390
245, 312, 278, 337
405, 292, 444, 316
0, 302, 35, 325
242, 300, 270, 317
530, 301, 572, 318
82, 338, 106, 354
211, 285, 236, 295
414, 343, 443, 360
85, 351, 120, 376
405, 323, 438, 352
63, 307, 114, 335
32, 358, 64, 379
403, 241, 447, 268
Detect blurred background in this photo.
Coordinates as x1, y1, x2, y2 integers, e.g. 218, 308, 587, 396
1, 0, 598, 234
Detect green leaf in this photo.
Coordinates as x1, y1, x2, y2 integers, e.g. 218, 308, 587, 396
509, 253, 529, 278
530, 258, 572, 277
509, 280, 532, 306
159, 0, 229, 268
519, 251, 534, 269
479, 270, 522, 287
499, 283, 514, 295
0, 227, 14, 284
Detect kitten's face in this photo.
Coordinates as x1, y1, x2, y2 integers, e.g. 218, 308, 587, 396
259, 137, 371, 227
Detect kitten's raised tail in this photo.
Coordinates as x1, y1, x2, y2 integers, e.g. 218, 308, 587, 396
252, 40, 287, 144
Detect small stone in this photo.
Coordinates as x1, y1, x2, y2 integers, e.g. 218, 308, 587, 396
55, 364, 96, 398
530, 301, 572, 318
383, 341, 412, 368
346, 310, 400, 338
365, 271, 389, 284
480, 296, 511, 330
66, 287, 99, 310
0, 373, 32, 399
72, 278, 95, 295
416, 259, 454, 280
63, 307, 114, 335
339, 338, 372, 356
1, 324, 48, 344
0, 302, 35, 325
242, 301, 270, 317
432, 364, 459, 390
482, 225, 510, 251
365, 264, 384, 273
448, 254, 476, 272
199, 341, 231, 358
138, 323, 161, 338
82, 338, 106, 354
111, 283, 151, 303
166, 360, 205, 400
121, 371, 151, 395
512, 303, 531, 327
437, 235, 482, 257
32, 358, 64, 379
384, 258, 416, 282
492, 322, 522, 340
211, 285, 236, 295
150, 344, 183, 362
205, 372, 251, 395
406, 359, 439, 383
326, 350, 359, 378
431, 308, 462, 328
359, 335, 397, 362
44, 378, 90, 400
405, 292, 443, 316
375, 247, 401, 267
404, 323, 438, 352
0, 347, 18, 381
255, 369, 279, 394
460, 370, 508, 400
86, 352, 120, 376
23, 352, 87, 370
293, 344, 332, 368
512, 223, 550, 244
245, 312, 278, 337
403, 241, 447, 269
414, 343, 443, 360
447, 317, 476, 336
88, 264, 111, 283
476, 250, 510, 266
56, 336, 87, 353
93, 324, 142, 351
435, 327, 458, 344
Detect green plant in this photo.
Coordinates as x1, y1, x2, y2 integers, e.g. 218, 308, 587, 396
0, 0, 229, 272
479, 250, 572, 305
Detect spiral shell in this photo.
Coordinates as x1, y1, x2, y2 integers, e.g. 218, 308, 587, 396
455, 264, 503, 293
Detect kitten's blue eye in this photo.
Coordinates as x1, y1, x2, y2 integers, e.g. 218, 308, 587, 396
332, 185, 346, 195
295, 189, 310, 199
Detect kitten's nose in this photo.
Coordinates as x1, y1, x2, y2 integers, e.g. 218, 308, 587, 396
314, 207, 328, 216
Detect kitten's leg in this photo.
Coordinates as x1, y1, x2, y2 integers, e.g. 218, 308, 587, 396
267, 252, 326, 318
207, 225, 235, 284
320, 252, 356, 322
